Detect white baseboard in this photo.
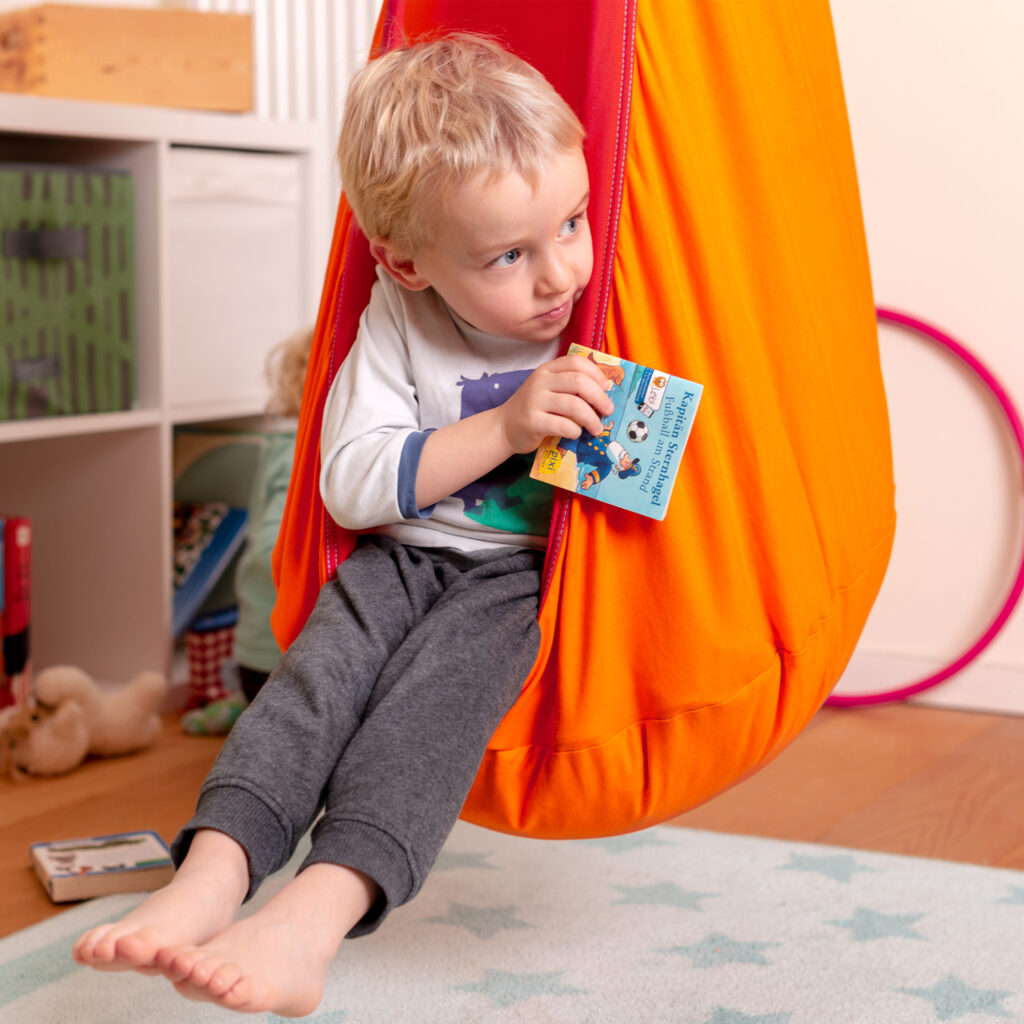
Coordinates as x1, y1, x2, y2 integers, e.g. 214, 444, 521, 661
834, 650, 1024, 716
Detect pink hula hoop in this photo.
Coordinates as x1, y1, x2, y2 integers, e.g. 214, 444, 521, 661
827, 307, 1024, 707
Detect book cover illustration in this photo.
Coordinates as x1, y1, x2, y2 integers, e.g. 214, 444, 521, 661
31, 830, 175, 903
172, 502, 248, 638
530, 344, 703, 520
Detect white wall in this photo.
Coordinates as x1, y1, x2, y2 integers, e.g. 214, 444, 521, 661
829, 0, 1024, 706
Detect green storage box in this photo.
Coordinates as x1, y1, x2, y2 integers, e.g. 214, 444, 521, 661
0, 163, 137, 420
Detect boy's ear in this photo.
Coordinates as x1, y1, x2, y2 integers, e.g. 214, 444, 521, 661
370, 238, 431, 291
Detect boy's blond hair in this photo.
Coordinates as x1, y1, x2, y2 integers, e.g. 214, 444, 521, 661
338, 33, 585, 258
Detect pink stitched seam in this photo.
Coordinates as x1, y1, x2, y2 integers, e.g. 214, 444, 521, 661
541, 0, 638, 604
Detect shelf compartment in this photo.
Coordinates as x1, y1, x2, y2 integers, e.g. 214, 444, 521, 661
0, 427, 170, 681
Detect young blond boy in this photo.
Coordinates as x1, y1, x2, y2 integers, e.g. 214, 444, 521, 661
73, 34, 613, 1017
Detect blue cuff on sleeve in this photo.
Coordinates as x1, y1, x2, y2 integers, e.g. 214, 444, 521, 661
397, 430, 437, 519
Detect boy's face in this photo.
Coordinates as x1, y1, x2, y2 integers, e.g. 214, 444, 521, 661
375, 147, 593, 344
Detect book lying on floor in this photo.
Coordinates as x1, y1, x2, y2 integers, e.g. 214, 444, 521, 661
530, 344, 703, 520
31, 830, 175, 903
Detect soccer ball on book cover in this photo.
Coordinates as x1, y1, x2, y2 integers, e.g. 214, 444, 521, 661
626, 419, 649, 443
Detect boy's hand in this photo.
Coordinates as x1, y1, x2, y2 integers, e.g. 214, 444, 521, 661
414, 354, 614, 511
499, 354, 615, 454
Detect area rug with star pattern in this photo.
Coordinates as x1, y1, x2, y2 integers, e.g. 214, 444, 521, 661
2, 821, 1022, 1023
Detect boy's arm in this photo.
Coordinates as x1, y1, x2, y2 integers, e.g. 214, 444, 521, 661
320, 281, 427, 531
320, 278, 613, 526
414, 354, 613, 510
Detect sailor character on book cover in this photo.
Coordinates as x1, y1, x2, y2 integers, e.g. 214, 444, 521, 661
557, 420, 642, 491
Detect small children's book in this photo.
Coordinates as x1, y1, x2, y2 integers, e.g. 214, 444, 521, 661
530, 344, 703, 521
31, 830, 175, 903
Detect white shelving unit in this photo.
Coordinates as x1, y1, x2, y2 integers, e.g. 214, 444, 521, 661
0, 95, 329, 682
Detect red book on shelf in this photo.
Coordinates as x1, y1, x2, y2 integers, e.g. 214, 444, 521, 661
1, 515, 32, 709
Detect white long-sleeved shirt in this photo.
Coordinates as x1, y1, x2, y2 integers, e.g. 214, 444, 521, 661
320, 269, 560, 553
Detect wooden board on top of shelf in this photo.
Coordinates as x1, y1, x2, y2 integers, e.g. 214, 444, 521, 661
0, 4, 252, 113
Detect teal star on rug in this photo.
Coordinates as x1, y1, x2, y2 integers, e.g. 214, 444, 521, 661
583, 832, 676, 854
897, 975, 1014, 1020
700, 1008, 792, 1024
613, 881, 717, 910
782, 851, 875, 882
432, 850, 498, 872
828, 906, 927, 942
662, 931, 779, 968
424, 902, 534, 939
998, 885, 1024, 905
453, 969, 587, 1008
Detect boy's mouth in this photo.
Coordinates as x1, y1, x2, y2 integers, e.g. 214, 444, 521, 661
538, 299, 572, 322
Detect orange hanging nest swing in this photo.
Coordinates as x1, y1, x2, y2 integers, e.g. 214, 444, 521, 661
271, 0, 896, 840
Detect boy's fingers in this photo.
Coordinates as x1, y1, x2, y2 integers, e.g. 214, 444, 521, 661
540, 363, 614, 412
567, 371, 615, 416
547, 392, 605, 437
554, 353, 610, 384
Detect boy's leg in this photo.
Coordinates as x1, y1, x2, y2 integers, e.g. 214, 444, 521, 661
156, 545, 544, 1015
304, 545, 544, 935
74, 539, 454, 972
171, 538, 462, 897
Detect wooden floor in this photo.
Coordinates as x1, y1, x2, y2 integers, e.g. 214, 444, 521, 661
1, 717, 224, 940
3, 703, 1024, 940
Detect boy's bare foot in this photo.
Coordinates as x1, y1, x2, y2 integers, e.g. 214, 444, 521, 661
72, 829, 249, 974
159, 862, 378, 1017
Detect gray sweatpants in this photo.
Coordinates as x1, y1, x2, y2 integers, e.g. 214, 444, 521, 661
171, 536, 543, 936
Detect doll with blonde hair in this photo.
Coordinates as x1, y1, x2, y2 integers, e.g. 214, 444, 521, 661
264, 327, 312, 418
233, 327, 313, 702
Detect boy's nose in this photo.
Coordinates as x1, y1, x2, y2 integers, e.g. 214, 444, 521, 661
536, 248, 574, 295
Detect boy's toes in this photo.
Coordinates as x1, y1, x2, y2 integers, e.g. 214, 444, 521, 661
113, 929, 158, 968
220, 977, 256, 1011
71, 929, 103, 965
207, 963, 244, 998
76, 927, 120, 967
187, 953, 220, 988
156, 945, 199, 983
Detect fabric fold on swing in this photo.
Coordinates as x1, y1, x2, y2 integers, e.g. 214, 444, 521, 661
272, 0, 895, 839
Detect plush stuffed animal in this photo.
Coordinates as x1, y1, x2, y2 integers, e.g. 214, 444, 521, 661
0, 665, 166, 780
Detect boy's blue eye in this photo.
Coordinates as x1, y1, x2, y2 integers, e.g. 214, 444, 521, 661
492, 249, 520, 267
560, 217, 579, 236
